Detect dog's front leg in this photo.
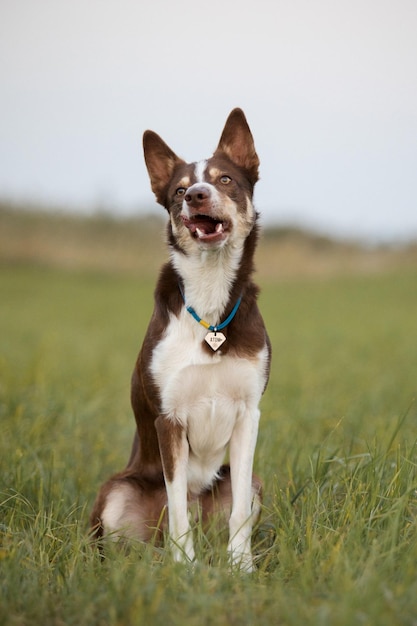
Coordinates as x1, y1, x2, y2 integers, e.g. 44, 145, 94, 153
228, 408, 261, 572
155, 416, 195, 564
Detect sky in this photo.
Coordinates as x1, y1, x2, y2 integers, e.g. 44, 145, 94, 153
1, 0, 416, 241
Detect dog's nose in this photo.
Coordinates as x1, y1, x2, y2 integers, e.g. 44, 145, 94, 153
185, 185, 211, 205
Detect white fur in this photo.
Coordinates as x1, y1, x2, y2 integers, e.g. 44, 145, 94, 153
195, 160, 208, 182
101, 486, 128, 532
172, 243, 244, 322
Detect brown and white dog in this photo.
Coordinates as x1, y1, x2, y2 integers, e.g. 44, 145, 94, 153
90, 108, 271, 571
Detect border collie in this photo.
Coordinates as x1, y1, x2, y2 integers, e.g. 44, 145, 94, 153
90, 108, 271, 572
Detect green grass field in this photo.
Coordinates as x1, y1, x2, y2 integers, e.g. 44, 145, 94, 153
1, 210, 417, 625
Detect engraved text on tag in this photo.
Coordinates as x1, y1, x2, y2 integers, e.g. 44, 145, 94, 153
204, 331, 226, 351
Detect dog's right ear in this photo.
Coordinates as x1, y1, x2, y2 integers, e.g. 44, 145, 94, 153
143, 131, 185, 206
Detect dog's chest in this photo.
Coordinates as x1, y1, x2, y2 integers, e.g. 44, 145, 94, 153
150, 307, 265, 454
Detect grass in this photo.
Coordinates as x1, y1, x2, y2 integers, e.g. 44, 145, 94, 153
1, 209, 417, 625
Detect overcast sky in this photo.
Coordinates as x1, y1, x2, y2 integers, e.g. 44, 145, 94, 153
1, 0, 416, 241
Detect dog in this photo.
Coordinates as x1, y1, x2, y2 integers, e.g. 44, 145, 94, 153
90, 108, 271, 572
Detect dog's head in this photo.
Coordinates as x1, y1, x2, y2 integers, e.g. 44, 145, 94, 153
143, 108, 259, 253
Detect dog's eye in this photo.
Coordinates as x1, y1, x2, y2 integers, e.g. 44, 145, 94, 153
176, 187, 186, 196
220, 175, 232, 185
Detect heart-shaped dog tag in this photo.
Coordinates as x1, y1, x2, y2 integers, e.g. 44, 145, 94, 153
204, 331, 226, 351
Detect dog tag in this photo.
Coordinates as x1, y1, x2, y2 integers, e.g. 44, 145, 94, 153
205, 331, 226, 351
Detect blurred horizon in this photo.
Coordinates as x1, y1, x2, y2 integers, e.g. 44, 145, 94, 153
1, 194, 416, 247
2, 200, 417, 284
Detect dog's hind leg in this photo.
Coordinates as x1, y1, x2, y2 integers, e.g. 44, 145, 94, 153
90, 475, 167, 544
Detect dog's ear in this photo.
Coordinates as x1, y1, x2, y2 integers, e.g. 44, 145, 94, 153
215, 108, 259, 185
143, 131, 185, 206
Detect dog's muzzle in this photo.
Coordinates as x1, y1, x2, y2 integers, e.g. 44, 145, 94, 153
181, 184, 229, 243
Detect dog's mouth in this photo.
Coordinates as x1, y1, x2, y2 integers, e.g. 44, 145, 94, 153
181, 214, 230, 243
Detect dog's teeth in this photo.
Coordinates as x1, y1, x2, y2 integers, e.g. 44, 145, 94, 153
196, 228, 204, 238
215, 223, 224, 233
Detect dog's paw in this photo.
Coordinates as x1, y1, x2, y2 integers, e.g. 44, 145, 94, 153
227, 549, 256, 574
170, 534, 196, 566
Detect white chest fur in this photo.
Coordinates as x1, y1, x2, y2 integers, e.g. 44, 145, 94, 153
150, 307, 268, 493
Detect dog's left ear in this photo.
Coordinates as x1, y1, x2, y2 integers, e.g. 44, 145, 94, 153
215, 108, 259, 185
